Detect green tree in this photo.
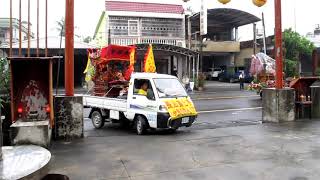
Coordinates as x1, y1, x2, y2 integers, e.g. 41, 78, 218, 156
285, 59, 298, 77
56, 18, 80, 39
0, 57, 10, 107
56, 18, 65, 37
83, 36, 92, 43
283, 28, 315, 77
283, 28, 314, 60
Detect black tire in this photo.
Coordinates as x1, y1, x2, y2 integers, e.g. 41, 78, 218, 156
219, 77, 223, 82
135, 116, 147, 135
91, 110, 105, 129
168, 128, 178, 133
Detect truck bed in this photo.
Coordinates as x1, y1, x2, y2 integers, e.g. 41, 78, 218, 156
83, 95, 127, 112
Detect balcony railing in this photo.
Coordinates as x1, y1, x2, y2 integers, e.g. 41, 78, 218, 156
110, 37, 185, 47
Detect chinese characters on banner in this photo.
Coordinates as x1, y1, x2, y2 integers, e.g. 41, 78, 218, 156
143, 44, 156, 73
163, 98, 198, 120
129, 46, 136, 67
200, 0, 207, 35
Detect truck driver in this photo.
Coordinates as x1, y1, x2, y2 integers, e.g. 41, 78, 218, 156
138, 81, 148, 96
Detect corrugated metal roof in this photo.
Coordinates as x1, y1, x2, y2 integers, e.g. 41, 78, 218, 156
3, 36, 97, 49
191, 8, 260, 28
105, 1, 184, 14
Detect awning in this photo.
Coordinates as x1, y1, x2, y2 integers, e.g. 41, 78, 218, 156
191, 8, 260, 29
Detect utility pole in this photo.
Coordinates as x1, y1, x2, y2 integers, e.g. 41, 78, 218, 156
199, 35, 203, 74
65, 0, 74, 96
275, 0, 283, 89
188, 16, 191, 49
262, 12, 267, 54
253, 23, 257, 55
199, 0, 207, 76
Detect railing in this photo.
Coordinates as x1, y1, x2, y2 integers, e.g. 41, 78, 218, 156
110, 37, 185, 47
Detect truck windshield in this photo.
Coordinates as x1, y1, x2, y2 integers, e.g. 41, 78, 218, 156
153, 78, 187, 98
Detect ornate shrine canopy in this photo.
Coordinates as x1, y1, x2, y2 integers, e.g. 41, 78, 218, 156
94, 44, 135, 63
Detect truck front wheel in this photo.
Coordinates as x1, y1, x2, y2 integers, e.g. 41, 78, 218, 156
91, 111, 105, 129
135, 116, 147, 135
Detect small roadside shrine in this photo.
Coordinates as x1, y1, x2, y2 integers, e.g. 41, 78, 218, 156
8, 56, 58, 147
289, 77, 320, 119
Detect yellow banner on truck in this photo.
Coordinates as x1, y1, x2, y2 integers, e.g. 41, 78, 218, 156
163, 98, 198, 120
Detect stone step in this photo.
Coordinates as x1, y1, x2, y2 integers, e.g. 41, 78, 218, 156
10, 120, 51, 148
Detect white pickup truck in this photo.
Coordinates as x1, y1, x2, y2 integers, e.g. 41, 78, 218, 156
83, 73, 197, 135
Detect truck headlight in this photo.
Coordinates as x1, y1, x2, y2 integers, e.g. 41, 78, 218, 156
159, 105, 167, 112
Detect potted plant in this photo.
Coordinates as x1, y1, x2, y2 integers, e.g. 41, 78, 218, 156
0, 57, 9, 107
196, 73, 206, 91
0, 57, 11, 145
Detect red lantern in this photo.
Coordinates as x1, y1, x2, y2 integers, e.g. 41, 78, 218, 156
252, 0, 267, 7
218, 0, 231, 4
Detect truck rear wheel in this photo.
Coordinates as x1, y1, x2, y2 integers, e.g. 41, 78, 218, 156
168, 128, 178, 133
91, 111, 105, 129
135, 116, 147, 135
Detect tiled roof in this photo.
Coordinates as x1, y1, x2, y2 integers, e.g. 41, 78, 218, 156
105, 1, 184, 14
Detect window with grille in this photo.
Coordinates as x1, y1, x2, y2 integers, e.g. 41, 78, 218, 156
141, 18, 183, 38
128, 20, 139, 36
109, 16, 130, 36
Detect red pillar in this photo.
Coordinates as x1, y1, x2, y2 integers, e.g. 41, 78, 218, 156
275, 0, 283, 89
65, 0, 74, 96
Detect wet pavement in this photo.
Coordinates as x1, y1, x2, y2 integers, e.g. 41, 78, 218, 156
48, 81, 320, 179
49, 120, 320, 180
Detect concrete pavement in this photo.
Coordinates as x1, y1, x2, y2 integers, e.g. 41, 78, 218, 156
48, 81, 320, 180
49, 120, 320, 180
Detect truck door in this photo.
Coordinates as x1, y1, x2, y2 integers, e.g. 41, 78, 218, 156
128, 79, 158, 128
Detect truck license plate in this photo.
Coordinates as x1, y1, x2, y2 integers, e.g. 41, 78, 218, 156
182, 117, 189, 124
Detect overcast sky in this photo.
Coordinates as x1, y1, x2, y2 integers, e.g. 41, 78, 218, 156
1, 0, 319, 41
